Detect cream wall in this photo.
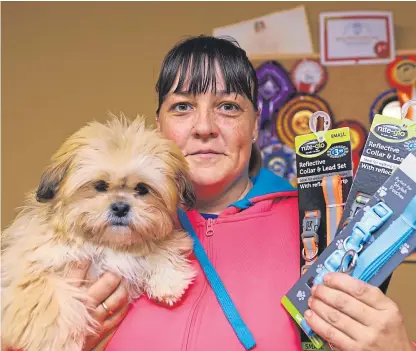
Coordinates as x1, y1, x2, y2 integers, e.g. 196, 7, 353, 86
2, 1, 415, 340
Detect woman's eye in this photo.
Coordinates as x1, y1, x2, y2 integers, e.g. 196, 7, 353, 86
173, 103, 192, 112
220, 103, 240, 113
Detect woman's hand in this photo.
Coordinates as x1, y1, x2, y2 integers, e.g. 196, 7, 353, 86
304, 272, 414, 351
65, 261, 130, 351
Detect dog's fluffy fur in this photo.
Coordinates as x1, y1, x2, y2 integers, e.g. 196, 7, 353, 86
1, 115, 197, 351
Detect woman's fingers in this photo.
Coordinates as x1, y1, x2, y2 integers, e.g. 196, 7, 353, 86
86, 272, 122, 307
88, 330, 118, 351
94, 281, 129, 321
321, 273, 390, 310
61, 264, 129, 351
81, 273, 130, 351
304, 308, 356, 351
84, 305, 131, 351
101, 303, 130, 332
308, 296, 363, 341
63, 260, 91, 287
311, 283, 374, 326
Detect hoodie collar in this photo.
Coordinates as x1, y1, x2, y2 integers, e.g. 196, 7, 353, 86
185, 168, 297, 222
229, 168, 296, 210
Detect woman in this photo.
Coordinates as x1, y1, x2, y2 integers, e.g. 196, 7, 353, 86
75, 36, 414, 351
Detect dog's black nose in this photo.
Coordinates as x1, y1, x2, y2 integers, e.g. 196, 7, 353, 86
111, 202, 131, 218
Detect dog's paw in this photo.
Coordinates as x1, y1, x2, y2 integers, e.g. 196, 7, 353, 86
147, 261, 196, 306
156, 293, 182, 307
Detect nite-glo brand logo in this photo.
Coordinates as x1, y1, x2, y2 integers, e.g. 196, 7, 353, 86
299, 140, 327, 156
374, 124, 409, 141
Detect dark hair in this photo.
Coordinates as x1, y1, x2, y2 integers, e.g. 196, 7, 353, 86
155, 35, 258, 114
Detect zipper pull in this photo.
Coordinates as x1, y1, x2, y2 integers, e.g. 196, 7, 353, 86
206, 218, 215, 237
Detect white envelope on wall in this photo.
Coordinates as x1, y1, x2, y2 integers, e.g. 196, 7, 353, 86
213, 6, 314, 57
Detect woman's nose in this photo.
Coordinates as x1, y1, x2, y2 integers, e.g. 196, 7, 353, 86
192, 110, 218, 139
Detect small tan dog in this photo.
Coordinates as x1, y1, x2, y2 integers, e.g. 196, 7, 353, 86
1, 115, 197, 351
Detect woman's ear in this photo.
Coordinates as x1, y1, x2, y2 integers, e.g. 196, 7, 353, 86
253, 108, 260, 141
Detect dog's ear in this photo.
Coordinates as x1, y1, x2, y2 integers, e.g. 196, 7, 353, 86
36, 152, 74, 202
176, 170, 196, 209
160, 137, 196, 209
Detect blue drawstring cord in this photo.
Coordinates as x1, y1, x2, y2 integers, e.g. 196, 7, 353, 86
177, 209, 256, 350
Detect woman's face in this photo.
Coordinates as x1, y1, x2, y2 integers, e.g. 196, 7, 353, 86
156, 68, 259, 194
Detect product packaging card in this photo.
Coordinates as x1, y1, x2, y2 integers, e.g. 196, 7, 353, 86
282, 150, 416, 349
340, 112, 416, 228
295, 112, 353, 350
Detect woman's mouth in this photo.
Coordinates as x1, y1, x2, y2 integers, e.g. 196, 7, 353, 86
187, 150, 224, 159
188, 149, 223, 155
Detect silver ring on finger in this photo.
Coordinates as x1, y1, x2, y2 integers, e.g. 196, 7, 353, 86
101, 301, 114, 316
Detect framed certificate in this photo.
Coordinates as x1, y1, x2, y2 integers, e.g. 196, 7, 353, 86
320, 11, 395, 66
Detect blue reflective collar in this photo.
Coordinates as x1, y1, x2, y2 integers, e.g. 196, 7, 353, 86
313, 201, 394, 286
300, 197, 416, 338
352, 195, 416, 281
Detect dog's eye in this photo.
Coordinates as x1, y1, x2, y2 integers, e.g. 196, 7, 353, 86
94, 180, 109, 192
134, 183, 149, 196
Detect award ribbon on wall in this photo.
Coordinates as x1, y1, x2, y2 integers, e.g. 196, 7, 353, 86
369, 88, 401, 123
334, 120, 367, 154
290, 59, 328, 95
256, 61, 295, 129
275, 93, 333, 149
261, 140, 297, 186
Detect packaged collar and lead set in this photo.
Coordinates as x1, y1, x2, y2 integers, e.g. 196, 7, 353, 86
293, 111, 354, 350
282, 101, 416, 350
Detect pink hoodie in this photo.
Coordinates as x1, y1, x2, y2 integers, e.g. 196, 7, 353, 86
6, 170, 415, 351
105, 169, 303, 351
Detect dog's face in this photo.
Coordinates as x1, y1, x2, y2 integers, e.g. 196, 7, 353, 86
35, 115, 195, 251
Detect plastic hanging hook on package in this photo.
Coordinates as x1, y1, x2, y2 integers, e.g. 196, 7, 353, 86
401, 99, 416, 119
